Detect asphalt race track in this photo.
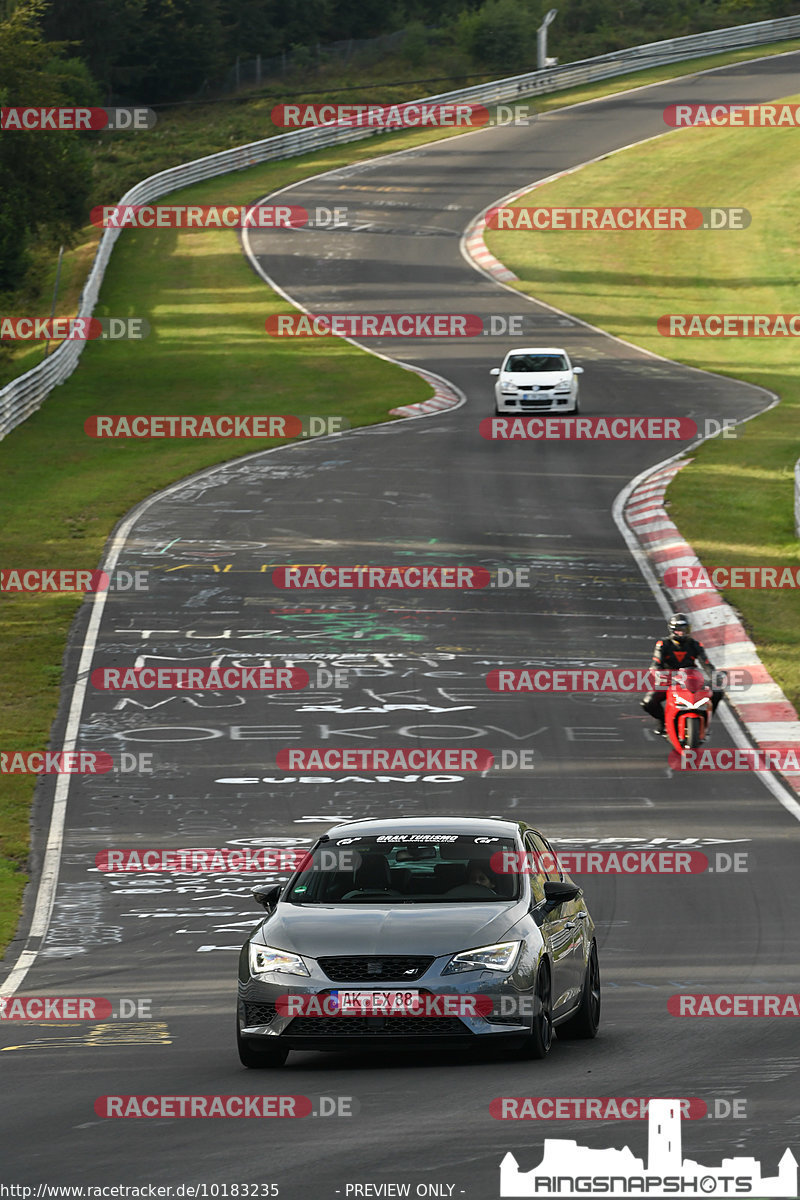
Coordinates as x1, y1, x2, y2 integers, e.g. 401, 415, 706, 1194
2, 51, 800, 1198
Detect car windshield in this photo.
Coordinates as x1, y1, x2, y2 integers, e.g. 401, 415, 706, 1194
283, 835, 521, 904
506, 354, 568, 372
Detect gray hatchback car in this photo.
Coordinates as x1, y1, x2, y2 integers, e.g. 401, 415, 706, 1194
236, 816, 600, 1066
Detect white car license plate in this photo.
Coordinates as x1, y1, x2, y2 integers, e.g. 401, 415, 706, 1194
332, 989, 421, 1014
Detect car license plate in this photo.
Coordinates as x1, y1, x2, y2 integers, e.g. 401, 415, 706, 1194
331, 990, 421, 1014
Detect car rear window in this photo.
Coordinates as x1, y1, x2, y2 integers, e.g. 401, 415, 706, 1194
283, 835, 521, 904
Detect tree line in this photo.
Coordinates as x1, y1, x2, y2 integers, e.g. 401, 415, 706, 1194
0, 0, 794, 295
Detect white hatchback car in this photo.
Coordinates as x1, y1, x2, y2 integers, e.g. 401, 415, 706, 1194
491, 347, 583, 415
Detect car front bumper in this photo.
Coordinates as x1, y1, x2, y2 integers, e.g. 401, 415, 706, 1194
495, 392, 576, 414
238, 960, 536, 1050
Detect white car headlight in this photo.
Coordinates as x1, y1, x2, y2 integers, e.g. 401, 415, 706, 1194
249, 943, 310, 977
442, 941, 521, 975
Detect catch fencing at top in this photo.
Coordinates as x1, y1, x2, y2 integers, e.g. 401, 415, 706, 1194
2, 14, 799, 443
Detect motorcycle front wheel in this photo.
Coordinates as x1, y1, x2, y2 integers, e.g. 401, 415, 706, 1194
684, 715, 703, 749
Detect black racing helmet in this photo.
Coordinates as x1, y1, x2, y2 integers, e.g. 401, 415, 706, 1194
668, 613, 690, 641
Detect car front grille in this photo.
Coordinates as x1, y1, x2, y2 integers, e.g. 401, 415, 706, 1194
318, 956, 434, 982
286, 1015, 467, 1036
243, 1002, 277, 1026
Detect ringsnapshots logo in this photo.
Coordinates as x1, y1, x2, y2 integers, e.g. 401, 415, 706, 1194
499, 1098, 797, 1197
1, 107, 156, 130
664, 102, 800, 127
486, 206, 750, 231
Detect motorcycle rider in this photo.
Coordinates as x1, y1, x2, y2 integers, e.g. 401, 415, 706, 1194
641, 613, 724, 736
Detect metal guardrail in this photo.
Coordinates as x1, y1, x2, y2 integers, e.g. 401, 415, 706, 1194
2, 14, 800, 442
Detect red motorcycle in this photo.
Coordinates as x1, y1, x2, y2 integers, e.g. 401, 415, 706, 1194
663, 667, 715, 754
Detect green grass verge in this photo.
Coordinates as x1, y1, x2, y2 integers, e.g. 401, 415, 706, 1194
485, 94, 800, 709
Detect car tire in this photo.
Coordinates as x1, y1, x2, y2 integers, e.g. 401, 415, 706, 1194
237, 1024, 289, 1068
520, 960, 553, 1059
559, 941, 601, 1039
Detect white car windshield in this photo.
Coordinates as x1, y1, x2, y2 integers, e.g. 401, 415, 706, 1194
506, 354, 568, 372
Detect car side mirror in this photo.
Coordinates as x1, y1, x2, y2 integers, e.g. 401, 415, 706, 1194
490, 367, 500, 376
252, 884, 282, 911
543, 880, 581, 910
573, 366, 584, 374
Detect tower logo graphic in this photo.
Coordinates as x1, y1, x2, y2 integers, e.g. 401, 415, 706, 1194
500, 1098, 797, 1196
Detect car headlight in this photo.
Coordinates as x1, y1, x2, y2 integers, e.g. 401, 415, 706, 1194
249, 943, 310, 977
442, 941, 521, 975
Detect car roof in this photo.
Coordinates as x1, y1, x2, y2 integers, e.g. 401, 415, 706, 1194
503, 347, 569, 356
323, 816, 522, 838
